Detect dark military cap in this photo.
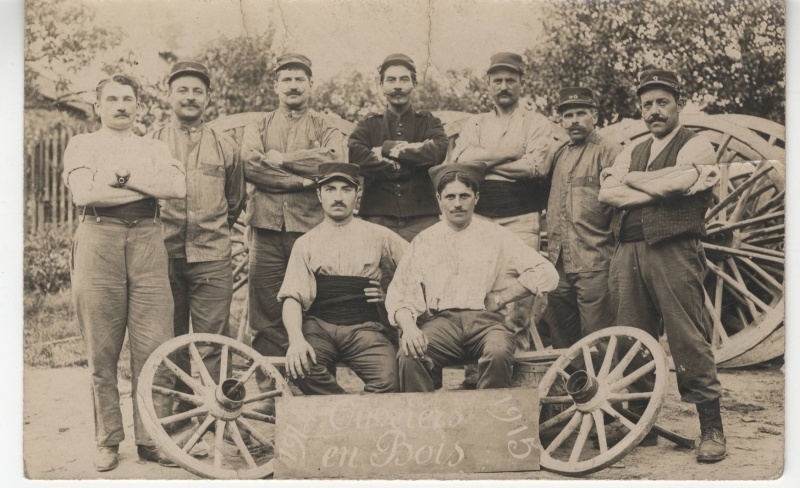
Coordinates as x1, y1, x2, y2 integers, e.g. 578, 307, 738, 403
636, 69, 682, 96
317, 162, 360, 187
379, 53, 416, 74
168, 61, 211, 88
487, 52, 525, 75
275, 53, 313, 76
429, 163, 487, 189
557, 87, 597, 112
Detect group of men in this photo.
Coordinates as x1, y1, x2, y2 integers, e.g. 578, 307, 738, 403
63, 49, 727, 474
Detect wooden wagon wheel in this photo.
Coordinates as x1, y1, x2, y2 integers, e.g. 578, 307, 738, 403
137, 333, 293, 479
537, 326, 669, 476
599, 115, 785, 367
230, 218, 248, 294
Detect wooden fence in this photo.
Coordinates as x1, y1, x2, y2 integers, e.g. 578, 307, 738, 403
24, 125, 90, 234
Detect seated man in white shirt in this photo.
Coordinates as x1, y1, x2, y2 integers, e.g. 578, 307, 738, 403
386, 163, 559, 392
277, 163, 408, 394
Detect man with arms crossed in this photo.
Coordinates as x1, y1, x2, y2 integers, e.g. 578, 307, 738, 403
278, 163, 407, 394
151, 61, 245, 422
598, 69, 725, 462
386, 163, 558, 392
241, 54, 346, 391
452, 52, 555, 353
349, 53, 449, 242
63, 74, 186, 470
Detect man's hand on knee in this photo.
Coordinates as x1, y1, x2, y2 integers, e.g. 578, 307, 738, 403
285, 339, 317, 380
400, 326, 428, 359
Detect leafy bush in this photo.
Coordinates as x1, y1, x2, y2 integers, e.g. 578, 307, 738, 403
24, 224, 74, 294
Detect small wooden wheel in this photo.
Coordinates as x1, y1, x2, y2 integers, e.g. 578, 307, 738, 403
537, 326, 669, 476
137, 333, 293, 479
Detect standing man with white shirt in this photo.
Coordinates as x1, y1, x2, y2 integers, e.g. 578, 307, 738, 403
599, 69, 725, 463
63, 74, 186, 470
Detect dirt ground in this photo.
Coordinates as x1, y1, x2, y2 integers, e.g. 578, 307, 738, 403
23, 362, 784, 481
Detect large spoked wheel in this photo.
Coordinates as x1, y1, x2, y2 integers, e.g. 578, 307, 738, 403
599, 115, 785, 367
538, 326, 669, 476
137, 333, 293, 479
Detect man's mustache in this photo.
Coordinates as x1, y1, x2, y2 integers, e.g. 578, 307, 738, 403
497, 90, 512, 97
331, 202, 346, 207
182, 101, 200, 108
286, 90, 303, 95
647, 115, 667, 123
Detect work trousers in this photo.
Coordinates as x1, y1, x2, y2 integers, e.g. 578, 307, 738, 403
294, 318, 399, 395
71, 217, 174, 448
609, 237, 721, 404
169, 258, 233, 400
545, 256, 614, 350
399, 310, 516, 392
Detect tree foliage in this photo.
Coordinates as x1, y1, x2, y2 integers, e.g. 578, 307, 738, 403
524, 0, 785, 125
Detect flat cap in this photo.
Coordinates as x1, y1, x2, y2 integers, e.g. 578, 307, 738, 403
168, 61, 211, 88
429, 163, 487, 190
379, 53, 416, 74
317, 162, 360, 187
636, 69, 681, 96
557, 86, 597, 111
275, 53, 313, 76
488, 52, 525, 75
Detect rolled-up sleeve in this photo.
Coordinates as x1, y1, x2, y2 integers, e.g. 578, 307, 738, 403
502, 227, 559, 295
518, 113, 555, 178
276, 237, 316, 310
62, 135, 95, 188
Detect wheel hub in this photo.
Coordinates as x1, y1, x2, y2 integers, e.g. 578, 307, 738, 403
566, 370, 608, 413
208, 378, 246, 421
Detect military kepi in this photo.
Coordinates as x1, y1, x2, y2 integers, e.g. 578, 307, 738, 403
275, 53, 313, 76
429, 163, 487, 189
488, 52, 525, 75
557, 87, 597, 111
168, 61, 211, 88
379, 53, 416, 74
636, 69, 681, 96
317, 162, 360, 187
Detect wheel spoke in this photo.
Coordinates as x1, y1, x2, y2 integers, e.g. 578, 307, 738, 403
181, 414, 215, 454
545, 411, 582, 454
236, 418, 275, 450
610, 360, 655, 392
236, 360, 261, 387
706, 165, 772, 222
162, 356, 206, 394
188, 342, 216, 387
232, 259, 248, 279
739, 243, 784, 259
160, 405, 209, 426
220, 344, 229, 385
152, 385, 204, 406
539, 405, 578, 431
735, 256, 782, 290
607, 391, 653, 402
582, 345, 595, 377
606, 339, 641, 383
600, 402, 637, 431
227, 421, 258, 469
569, 414, 594, 463
556, 368, 571, 381
242, 410, 276, 424
243, 389, 284, 405
591, 410, 608, 453
540, 395, 575, 405
703, 288, 730, 347
213, 419, 225, 470
727, 258, 759, 319
742, 224, 785, 241
597, 335, 617, 379
703, 243, 784, 265
707, 261, 770, 312
706, 211, 784, 234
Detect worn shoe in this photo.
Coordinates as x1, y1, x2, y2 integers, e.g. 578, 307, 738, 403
137, 445, 178, 468
696, 398, 727, 463
697, 427, 727, 462
94, 445, 119, 472
591, 424, 658, 449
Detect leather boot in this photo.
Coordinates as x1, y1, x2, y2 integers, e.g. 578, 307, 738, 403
630, 401, 658, 446
94, 445, 119, 472
138, 445, 178, 468
696, 398, 727, 462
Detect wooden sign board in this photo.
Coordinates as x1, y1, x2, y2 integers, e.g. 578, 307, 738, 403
274, 388, 539, 479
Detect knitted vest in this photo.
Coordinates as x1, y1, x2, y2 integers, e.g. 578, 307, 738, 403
611, 126, 709, 244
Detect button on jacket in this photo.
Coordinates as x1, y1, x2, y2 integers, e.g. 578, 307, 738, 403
349, 107, 448, 218
546, 130, 621, 273
241, 107, 345, 232
151, 120, 245, 262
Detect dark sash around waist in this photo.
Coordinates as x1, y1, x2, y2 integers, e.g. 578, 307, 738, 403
476, 180, 547, 218
79, 198, 159, 220
308, 275, 381, 326
619, 208, 645, 242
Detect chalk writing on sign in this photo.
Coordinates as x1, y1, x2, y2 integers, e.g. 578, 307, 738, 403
274, 388, 539, 479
